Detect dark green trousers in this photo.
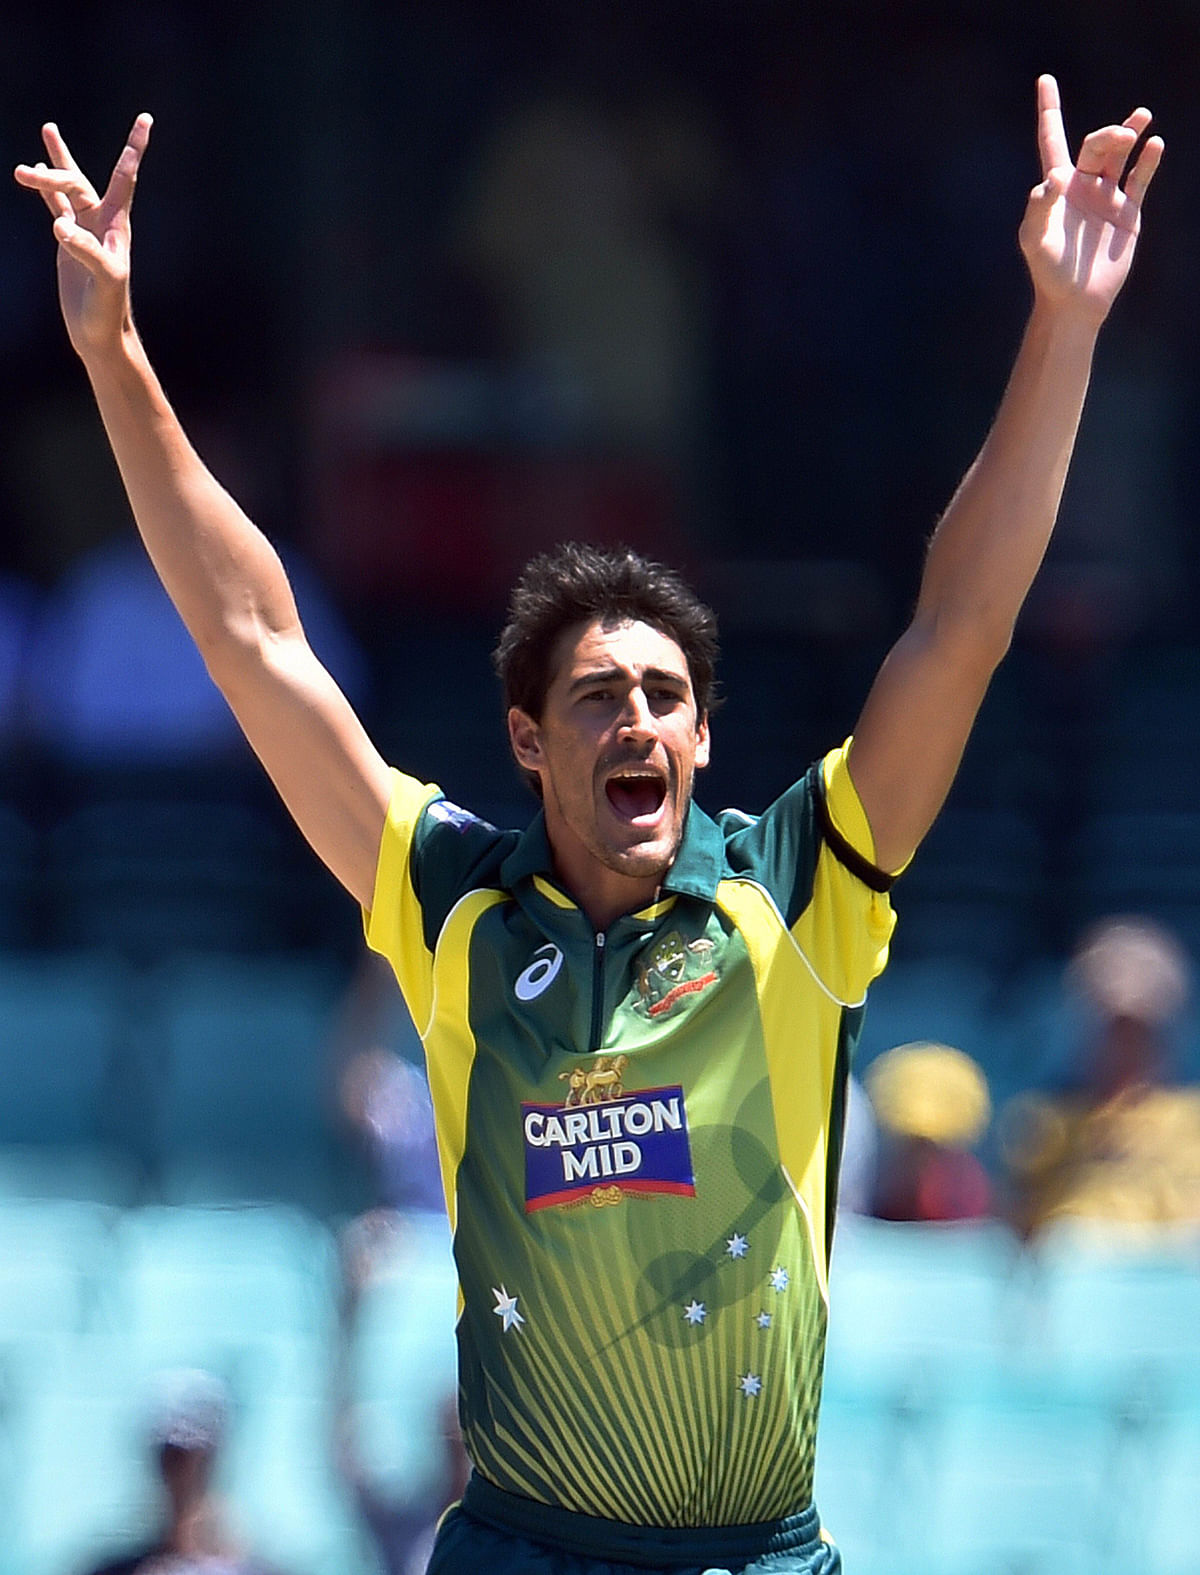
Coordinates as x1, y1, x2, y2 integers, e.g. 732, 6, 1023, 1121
427, 1475, 843, 1575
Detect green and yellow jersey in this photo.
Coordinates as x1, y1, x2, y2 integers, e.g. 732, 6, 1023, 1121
365, 741, 894, 1532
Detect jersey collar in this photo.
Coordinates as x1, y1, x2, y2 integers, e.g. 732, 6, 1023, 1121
498, 801, 726, 906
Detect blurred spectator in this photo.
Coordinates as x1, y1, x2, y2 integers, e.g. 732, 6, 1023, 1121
80, 1369, 288, 1575
25, 539, 365, 768
331, 956, 464, 1571
865, 1041, 993, 1223
334, 953, 444, 1218
1001, 916, 1200, 1238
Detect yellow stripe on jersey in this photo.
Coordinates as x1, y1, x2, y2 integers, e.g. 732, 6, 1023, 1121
532, 875, 576, 910
426, 888, 508, 1245
363, 769, 443, 1032
714, 877, 844, 1303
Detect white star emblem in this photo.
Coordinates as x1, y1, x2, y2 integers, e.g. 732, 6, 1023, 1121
725, 1233, 749, 1259
769, 1266, 789, 1293
683, 1300, 707, 1325
491, 1286, 524, 1333
739, 1372, 762, 1398
756, 1311, 772, 1329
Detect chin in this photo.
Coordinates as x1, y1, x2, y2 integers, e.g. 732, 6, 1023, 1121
606, 837, 676, 879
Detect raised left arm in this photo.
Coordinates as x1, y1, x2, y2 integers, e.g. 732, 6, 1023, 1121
849, 74, 1163, 875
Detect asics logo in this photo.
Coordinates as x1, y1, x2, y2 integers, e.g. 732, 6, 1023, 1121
515, 944, 563, 1003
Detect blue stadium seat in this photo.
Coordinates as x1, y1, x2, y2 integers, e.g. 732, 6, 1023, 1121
343, 1210, 459, 1502
1030, 1223, 1200, 1398
0, 954, 128, 1147
0, 1144, 142, 1208
8, 1334, 155, 1575
115, 1203, 339, 1367
933, 1392, 1116, 1575
1147, 1409, 1200, 1575
0, 1198, 119, 1344
825, 1218, 1021, 1407
146, 954, 344, 1167
224, 1385, 375, 1575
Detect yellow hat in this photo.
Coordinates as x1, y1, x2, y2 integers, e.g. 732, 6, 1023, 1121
865, 1041, 991, 1147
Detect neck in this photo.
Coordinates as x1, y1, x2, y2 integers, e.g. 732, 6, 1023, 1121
555, 858, 663, 932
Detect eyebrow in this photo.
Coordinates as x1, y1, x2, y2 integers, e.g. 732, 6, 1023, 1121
566, 665, 690, 696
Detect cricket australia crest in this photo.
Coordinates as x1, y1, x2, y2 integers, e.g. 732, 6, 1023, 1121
635, 931, 719, 1019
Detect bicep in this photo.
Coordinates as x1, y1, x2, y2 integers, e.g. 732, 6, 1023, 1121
848, 620, 997, 875
216, 633, 393, 909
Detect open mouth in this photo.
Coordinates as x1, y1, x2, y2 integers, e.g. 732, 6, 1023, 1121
604, 772, 668, 823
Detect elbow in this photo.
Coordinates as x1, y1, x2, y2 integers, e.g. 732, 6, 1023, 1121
197, 610, 289, 699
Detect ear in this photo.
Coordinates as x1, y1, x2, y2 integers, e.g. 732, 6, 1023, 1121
508, 707, 545, 777
694, 712, 711, 772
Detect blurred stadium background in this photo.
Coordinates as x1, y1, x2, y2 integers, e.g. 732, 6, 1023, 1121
2, 3, 1200, 1571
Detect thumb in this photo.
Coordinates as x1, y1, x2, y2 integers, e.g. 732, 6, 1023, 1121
52, 213, 108, 269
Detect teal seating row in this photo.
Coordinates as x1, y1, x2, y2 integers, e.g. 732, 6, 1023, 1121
0, 1199, 458, 1575
818, 1219, 1200, 1575
0, 1200, 1197, 1575
0, 952, 354, 1209
2, 946, 1197, 1224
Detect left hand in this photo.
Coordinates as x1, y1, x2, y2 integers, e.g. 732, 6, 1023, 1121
1019, 74, 1163, 324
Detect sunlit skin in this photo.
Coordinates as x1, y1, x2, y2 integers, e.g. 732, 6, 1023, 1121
508, 619, 710, 931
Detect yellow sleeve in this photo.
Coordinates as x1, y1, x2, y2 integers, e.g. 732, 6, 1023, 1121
793, 741, 896, 1005
362, 769, 442, 1035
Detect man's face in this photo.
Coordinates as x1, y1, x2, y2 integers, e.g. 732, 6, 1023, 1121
508, 618, 710, 907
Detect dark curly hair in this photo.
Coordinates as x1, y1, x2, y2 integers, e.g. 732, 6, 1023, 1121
493, 543, 721, 725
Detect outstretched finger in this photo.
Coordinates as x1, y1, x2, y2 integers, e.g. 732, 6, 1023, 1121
1123, 133, 1164, 208
13, 161, 101, 217
41, 121, 83, 174
99, 113, 152, 215
1036, 73, 1070, 177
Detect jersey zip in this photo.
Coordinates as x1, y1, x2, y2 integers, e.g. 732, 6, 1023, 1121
589, 930, 607, 1051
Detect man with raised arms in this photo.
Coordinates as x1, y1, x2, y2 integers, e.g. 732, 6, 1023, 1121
17, 77, 1161, 1575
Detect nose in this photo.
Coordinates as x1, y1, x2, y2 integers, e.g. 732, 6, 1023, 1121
617, 686, 655, 744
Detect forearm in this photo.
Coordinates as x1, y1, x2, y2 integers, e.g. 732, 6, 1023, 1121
914, 300, 1099, 662
80, 327, 302, 676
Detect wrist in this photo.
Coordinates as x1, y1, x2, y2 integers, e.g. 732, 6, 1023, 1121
1026, 293, 1105, 355
1026, 286, 1108, 341
78, 320, 146, 384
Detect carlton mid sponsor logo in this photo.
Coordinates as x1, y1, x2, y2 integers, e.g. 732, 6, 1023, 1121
523, 1071, 695, 1212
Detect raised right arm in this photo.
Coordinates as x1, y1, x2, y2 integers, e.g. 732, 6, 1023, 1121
15, 116, 391, 908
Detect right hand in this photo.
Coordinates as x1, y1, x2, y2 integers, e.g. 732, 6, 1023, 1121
14, 114, 153, 360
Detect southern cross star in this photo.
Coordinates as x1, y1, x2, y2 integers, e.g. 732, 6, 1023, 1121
492, 1286, 525, 1333
725, 1233, 749, 1259
739, 1372, 762, 1398
683, 1300, 707, 1325
769, 1266, 789, 1293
